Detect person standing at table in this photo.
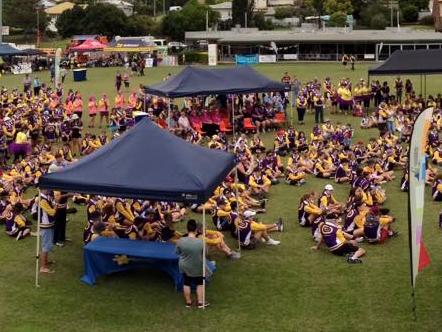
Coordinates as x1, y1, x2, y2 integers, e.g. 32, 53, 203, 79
176, 219, 208, 309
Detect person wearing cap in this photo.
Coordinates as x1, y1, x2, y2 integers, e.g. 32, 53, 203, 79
319, 184, 343, 217
242, 210, 282, 245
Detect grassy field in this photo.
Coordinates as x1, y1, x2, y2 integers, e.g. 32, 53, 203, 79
0, 64, 441, 332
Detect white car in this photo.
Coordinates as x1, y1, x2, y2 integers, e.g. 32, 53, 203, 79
167, 42, 187, 48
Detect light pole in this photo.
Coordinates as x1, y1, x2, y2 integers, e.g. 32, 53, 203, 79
36, 6, 40, 47
0, 0, 3, 43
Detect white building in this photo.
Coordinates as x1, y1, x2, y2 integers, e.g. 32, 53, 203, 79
98, 0, 134, 16
210, 2, 232, 21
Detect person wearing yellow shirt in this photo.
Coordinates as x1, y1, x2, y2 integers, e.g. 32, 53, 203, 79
249, 169, 271, 195
285, 163, 306, 186
298, 192, 322, 227
319, 184, 344, 217
432, 147, 442, 165
38, 190, 56, 274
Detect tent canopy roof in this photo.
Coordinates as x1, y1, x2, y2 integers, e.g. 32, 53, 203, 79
144, 66, 289, 98
70, 39, 107, 52
0, 43, 24, 56
368, 49, 442, 76
39, 119, 235, 203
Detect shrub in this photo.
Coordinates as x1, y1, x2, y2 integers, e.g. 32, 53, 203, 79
419, 15, 434, 26
274, 6, 297, 20
370, 13, 389, 29
401, 4, 419, 23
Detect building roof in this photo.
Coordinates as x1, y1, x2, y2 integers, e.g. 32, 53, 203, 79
45, 1, 75, 15
185, 28, 442, 44
210, 2, 232, 10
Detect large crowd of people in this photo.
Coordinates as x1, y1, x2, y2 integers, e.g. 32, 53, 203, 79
0, 71, 441, 279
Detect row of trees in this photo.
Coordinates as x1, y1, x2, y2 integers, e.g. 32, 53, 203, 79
56, 4, 160, 38
2, 0, 431, 41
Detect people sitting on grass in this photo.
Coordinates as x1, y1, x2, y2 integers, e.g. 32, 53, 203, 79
1, 72, 442, 277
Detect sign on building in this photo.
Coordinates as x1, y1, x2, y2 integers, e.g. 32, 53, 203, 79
208, 44, 218, 66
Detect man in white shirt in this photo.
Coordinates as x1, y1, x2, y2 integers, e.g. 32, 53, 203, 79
178, 110, 193, 132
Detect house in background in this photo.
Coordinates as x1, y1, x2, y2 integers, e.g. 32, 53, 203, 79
45, 1, 76, 32
210, 2, 232, 21
98, 0, 134, 16
210, 0, 303, 22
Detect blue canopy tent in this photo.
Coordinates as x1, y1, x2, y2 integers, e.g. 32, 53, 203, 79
144, 65, 288, 98
39, 119, 235, 202
0, 43, 24, 56
36, 119, 235, 297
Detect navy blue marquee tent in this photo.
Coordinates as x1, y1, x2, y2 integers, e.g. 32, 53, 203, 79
144, 66, 288, 98
0, 43, 24, 56
39, 119, 235, 203
368, 49, 442, 76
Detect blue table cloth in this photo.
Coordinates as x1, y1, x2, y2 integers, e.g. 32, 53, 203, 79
81, 237, 184, 290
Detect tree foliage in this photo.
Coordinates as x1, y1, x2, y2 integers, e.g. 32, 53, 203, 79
274, 7, 298, 20
232, 0, 255, 27
4, 0, 49, 32
358, 2, 390, 28
161, 0, 219, 40
324, 0, 353, 14
401, 4, 419, 22
56, 4, 161, 38
329, 12, 348, 26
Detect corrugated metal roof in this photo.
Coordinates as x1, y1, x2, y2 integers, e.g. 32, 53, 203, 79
185, 29, 442, 44
45, 1, 75, 15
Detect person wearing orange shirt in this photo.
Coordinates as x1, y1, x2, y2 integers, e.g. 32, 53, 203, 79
114, 91, 125, 109
88, 96, 97, 128
98, 94, 109, 128
73, 94, 83, 118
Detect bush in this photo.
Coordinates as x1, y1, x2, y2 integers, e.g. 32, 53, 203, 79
419, 15, 434, 26
370, 13, 389, 29
181, 51, 208, 64
401, 4, 419, 23
274, 7, 297, 20
359, 3, 389, 28
254, 12, 274, 30
329, 12, 347, 27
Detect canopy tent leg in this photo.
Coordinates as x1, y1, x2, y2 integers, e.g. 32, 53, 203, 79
420, 75, 422, 96
35, 189, 41, 287
232, 95, 241, 252
289, 93, 294, 127
167, 99, 171, 128
202, 206, 206, 310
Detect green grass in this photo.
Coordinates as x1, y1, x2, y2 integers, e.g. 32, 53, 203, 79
1, 64, 442, 332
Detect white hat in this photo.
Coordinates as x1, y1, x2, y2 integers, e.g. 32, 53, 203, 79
71, 114, 79, 120
243, 210, 256, 218
4, 116, 10, 121
325, 184, 334, 191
